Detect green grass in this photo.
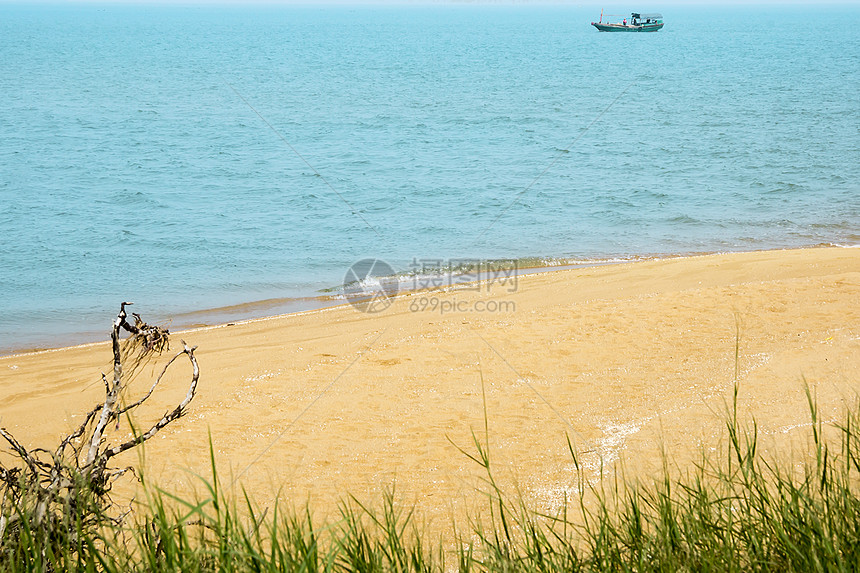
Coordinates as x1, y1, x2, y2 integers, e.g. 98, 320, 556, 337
3, 384, 860, 572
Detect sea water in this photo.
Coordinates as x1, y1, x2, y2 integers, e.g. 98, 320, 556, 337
1, 3, 858, 353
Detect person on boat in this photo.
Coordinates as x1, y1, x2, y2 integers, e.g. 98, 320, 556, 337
623, 18, 627, 26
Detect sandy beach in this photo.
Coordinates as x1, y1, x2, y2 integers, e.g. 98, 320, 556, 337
1, 247, 858, 527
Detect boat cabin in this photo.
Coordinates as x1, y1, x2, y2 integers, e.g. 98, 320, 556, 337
630, 13, 663, 26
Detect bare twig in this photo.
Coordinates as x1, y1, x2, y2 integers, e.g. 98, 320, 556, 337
104, 341, 199, 461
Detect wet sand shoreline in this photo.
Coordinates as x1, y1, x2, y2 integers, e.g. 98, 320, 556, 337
1, 247, 808, 358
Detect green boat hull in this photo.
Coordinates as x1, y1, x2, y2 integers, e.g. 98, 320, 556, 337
592, 22, 664, 32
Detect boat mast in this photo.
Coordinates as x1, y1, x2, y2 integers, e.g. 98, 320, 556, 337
599, 9, 603, 23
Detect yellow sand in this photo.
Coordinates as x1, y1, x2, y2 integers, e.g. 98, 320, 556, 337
1, 247, 858, 526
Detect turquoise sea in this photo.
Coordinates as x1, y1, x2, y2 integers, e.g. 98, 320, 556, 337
1, 3, 858, 353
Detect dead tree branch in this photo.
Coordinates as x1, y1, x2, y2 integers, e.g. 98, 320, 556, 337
0, 303, 199, 549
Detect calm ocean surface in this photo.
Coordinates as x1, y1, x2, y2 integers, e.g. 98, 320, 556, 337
1, 3, 858, 353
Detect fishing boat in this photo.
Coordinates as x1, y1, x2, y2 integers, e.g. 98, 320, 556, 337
592, 12, 664, 32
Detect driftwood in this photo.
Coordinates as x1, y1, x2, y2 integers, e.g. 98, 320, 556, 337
0, 303, 199, 545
